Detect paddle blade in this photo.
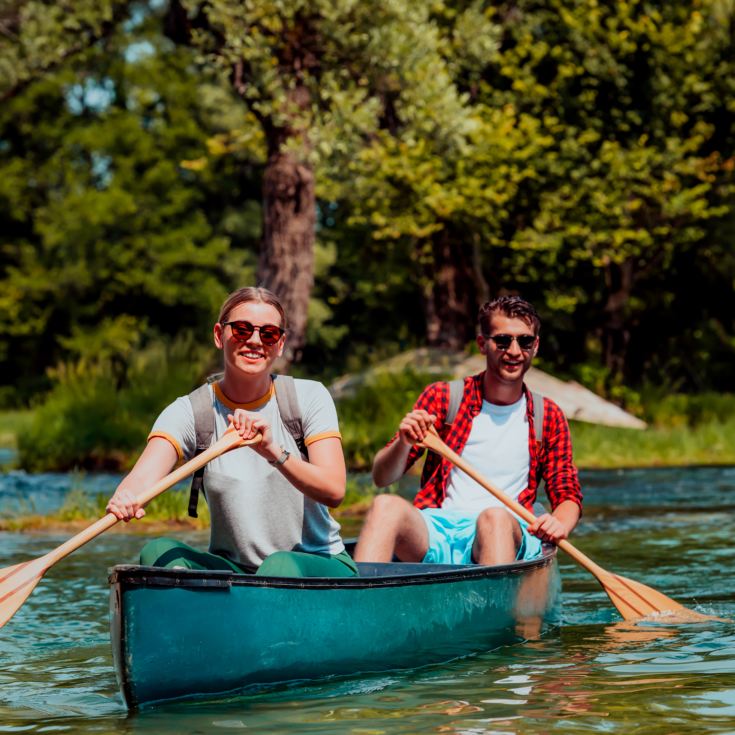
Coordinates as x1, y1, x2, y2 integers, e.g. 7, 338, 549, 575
0, 558, 47, 629
599, 571, 718, 623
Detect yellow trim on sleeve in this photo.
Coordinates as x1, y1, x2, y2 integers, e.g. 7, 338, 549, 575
148, 432, 184, 461
304, 431, 342, 446
213, 380, 274, 411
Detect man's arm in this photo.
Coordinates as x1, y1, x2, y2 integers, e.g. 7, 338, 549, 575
372, 410, 436, 487
526, 499, 580, 543
531, 401, 583, 543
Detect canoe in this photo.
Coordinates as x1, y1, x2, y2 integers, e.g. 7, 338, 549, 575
109, 545, 561, 708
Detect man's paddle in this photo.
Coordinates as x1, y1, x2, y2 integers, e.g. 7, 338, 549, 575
420, 426, 717, 623
0, 427, 259, 630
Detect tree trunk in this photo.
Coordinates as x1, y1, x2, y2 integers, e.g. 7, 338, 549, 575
422, 228, 489, 350
602, 258, 634, 378
258, 148, 316, 366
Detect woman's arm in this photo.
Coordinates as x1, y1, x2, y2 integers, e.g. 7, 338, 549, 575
229, 410, 346, 507
277, 436, 346, 507
106, 437, 179, 521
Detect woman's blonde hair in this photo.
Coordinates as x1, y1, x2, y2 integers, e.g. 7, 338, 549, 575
218, 287, 287, 328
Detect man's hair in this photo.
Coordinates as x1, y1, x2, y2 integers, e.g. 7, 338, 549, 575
218, 286, 288, 329
478, 296, 541, 336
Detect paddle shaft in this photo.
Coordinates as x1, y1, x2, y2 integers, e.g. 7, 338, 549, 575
421, 428, 610, 579
40, 428, 258, 570
0, 428, 259, 629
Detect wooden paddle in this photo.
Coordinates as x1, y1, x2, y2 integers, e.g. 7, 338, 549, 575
420, 426, 718, 623
0, 427, 259, 630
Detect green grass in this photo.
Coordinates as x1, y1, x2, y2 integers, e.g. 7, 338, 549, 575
571, 415, 735, 468
9, 486, 212, 531
0, 409, 34, 448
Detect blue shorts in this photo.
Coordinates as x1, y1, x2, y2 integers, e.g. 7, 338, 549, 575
420, 508, 542, 565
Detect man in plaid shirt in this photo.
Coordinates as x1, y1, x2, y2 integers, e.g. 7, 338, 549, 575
354, 296, 582, 566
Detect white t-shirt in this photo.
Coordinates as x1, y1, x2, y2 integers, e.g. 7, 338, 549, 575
149, 377, 344, 568
442, 395, 530, 513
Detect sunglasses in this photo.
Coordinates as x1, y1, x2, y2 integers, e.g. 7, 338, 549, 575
486, 333, 537, 351
221, 320, 285, 346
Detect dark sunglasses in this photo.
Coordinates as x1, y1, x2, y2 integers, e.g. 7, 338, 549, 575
486, 333, 536, 351
221, 320, 285, 345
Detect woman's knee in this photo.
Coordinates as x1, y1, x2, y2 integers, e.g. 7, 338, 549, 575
139, 536, 182, 566
256, 551, 305, 577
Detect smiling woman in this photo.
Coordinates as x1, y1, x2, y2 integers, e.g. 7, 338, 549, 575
105, 286, 357, 579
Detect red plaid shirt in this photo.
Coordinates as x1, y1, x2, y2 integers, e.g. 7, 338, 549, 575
396, 373, 582, 513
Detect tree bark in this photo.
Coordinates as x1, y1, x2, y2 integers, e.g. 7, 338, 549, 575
602, 258, 634, 378
422, 228, 489, 350
258, 148, 316, 366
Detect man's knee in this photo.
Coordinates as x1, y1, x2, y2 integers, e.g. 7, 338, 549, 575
366, 493, 412, 521
476, 508, 516, 535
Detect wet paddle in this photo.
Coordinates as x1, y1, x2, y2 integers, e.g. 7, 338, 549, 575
420, 426, 718, 623
0, 427, 259, 630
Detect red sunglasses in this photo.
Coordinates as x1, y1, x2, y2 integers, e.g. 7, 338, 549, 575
221, 320, 285, 346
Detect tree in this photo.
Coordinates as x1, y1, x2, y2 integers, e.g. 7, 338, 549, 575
0, 9, 259, 398
165, 0, 476, 361
483, 0, 735, 384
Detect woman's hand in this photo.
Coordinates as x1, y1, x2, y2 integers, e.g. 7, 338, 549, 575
107, 487, 146, 522
228, 409, 280, 463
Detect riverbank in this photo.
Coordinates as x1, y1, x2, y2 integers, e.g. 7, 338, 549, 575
4, 405, 735, 472
2, 394, 735, 533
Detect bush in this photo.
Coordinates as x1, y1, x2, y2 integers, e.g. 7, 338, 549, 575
337, 369, 449, 470
17, 336, 214, 472
644, 392, 735, 428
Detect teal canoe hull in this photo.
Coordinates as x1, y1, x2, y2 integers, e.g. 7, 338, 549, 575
109, 547, 561, 708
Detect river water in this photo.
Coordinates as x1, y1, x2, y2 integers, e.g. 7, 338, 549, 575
1, 467, 734, 733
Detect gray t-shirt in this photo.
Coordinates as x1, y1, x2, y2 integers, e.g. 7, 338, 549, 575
149, 377, 345, 568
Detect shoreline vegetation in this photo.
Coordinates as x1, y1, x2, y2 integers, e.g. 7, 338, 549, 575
2, 367, 734, 533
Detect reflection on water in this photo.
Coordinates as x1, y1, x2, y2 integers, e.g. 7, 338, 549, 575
0, 468, 734, 733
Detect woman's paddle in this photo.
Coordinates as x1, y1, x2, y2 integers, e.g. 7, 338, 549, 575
0, 427, 259, 630
420, 426, 717, 623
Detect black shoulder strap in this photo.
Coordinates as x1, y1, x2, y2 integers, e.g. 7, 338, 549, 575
273, 375, 307, 457
445, 379, 464, 425
187, 377, 217, 518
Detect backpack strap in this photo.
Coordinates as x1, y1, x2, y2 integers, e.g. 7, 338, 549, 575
445, 379, 465, 425
531, 390, 546, 499
187, 373, 307, 518
273, 375, 307, 457
187, 374, 219, 518
531, 391, 545, 449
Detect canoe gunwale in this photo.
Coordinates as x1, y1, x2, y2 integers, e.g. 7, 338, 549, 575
108, 544, 557, 591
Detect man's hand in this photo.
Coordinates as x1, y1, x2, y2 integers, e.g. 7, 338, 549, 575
397, 410, 437, 446
526, 513, 569, 544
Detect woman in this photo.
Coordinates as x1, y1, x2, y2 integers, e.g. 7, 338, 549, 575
106, 286, 356, 577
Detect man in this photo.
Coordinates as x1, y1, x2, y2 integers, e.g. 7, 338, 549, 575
354, 295, 582, 566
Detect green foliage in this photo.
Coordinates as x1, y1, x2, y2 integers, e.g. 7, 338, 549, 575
571, 413, 735, 469
0, 8, 257, 398
643, 392, 735, 429
337, 369, 449, 470
17, 335, 213, 471
51, 485, 210, 526
0, 408, 34, 448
